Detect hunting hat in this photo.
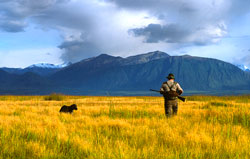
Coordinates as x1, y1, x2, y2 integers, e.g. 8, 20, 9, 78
167, 73, 175, 79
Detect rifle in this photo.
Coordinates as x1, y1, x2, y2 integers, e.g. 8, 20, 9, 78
150, 89, 186, 102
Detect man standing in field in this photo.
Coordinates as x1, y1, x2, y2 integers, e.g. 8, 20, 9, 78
160, 73, 183, 117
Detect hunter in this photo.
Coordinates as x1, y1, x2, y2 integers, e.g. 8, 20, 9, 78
160, 73, 183, 117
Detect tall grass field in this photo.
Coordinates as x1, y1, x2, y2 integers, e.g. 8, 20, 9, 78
0, 95, 250, 159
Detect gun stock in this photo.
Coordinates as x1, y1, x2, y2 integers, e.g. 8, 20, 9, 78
150, 89, 186, 102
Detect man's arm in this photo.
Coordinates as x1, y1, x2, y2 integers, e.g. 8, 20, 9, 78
160, 85, 165, 94
176, 83, 183, 95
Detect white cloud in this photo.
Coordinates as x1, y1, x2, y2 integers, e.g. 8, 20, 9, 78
0, 0, 250, 66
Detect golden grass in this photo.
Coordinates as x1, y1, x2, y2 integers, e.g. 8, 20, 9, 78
0, 95, 250, 158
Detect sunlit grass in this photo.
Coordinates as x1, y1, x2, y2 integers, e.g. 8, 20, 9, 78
0, 95, 250, 158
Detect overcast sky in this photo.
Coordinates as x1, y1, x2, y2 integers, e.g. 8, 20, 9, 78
0, 0, 250, 68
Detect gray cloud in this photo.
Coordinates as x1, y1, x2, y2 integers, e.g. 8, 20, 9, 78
108, 0, 250, 46
58, 32, 101, 63
0, 0, 53, 32
107, 0, 193, 12
0, 20, 27, 32
0, 0, 101, 62
130, 22, 227, 45
230, 0, 250, 17
0, 0, 68, 32
59, 40, 101, 63
107, 0, 250, 16
32, 4, 94, 32
130, 23, 191, 43
1, 0, 250, 65
31, 0, 121, 63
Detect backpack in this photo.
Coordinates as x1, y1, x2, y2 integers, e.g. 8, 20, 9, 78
164, 82, 178, 99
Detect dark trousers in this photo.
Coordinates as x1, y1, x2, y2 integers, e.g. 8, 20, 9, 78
164, 98, 178, 117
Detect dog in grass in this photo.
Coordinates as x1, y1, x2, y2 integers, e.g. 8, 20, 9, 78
59, 104, 77, 113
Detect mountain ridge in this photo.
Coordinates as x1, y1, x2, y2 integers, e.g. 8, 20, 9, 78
0, 62, 71, 76
0, 51, 249, 95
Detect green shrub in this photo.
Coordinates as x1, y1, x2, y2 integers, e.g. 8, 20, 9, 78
44, 93, 65, 101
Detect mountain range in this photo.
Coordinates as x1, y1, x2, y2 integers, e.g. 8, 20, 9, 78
1, 63, 70, 76
0, 51, 250, 95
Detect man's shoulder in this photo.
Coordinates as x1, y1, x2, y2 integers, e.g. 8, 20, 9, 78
175, 82, 181, 86
163, 80, 181, 85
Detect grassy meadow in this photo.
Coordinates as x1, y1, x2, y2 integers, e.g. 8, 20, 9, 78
0, 95, 250, 159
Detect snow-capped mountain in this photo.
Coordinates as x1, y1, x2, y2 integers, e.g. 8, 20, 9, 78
27, 62, 71, 69
235, 64, 250, 72
0, 62, 72, 76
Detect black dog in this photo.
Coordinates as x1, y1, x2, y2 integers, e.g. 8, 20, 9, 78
59, 104, 77, 113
